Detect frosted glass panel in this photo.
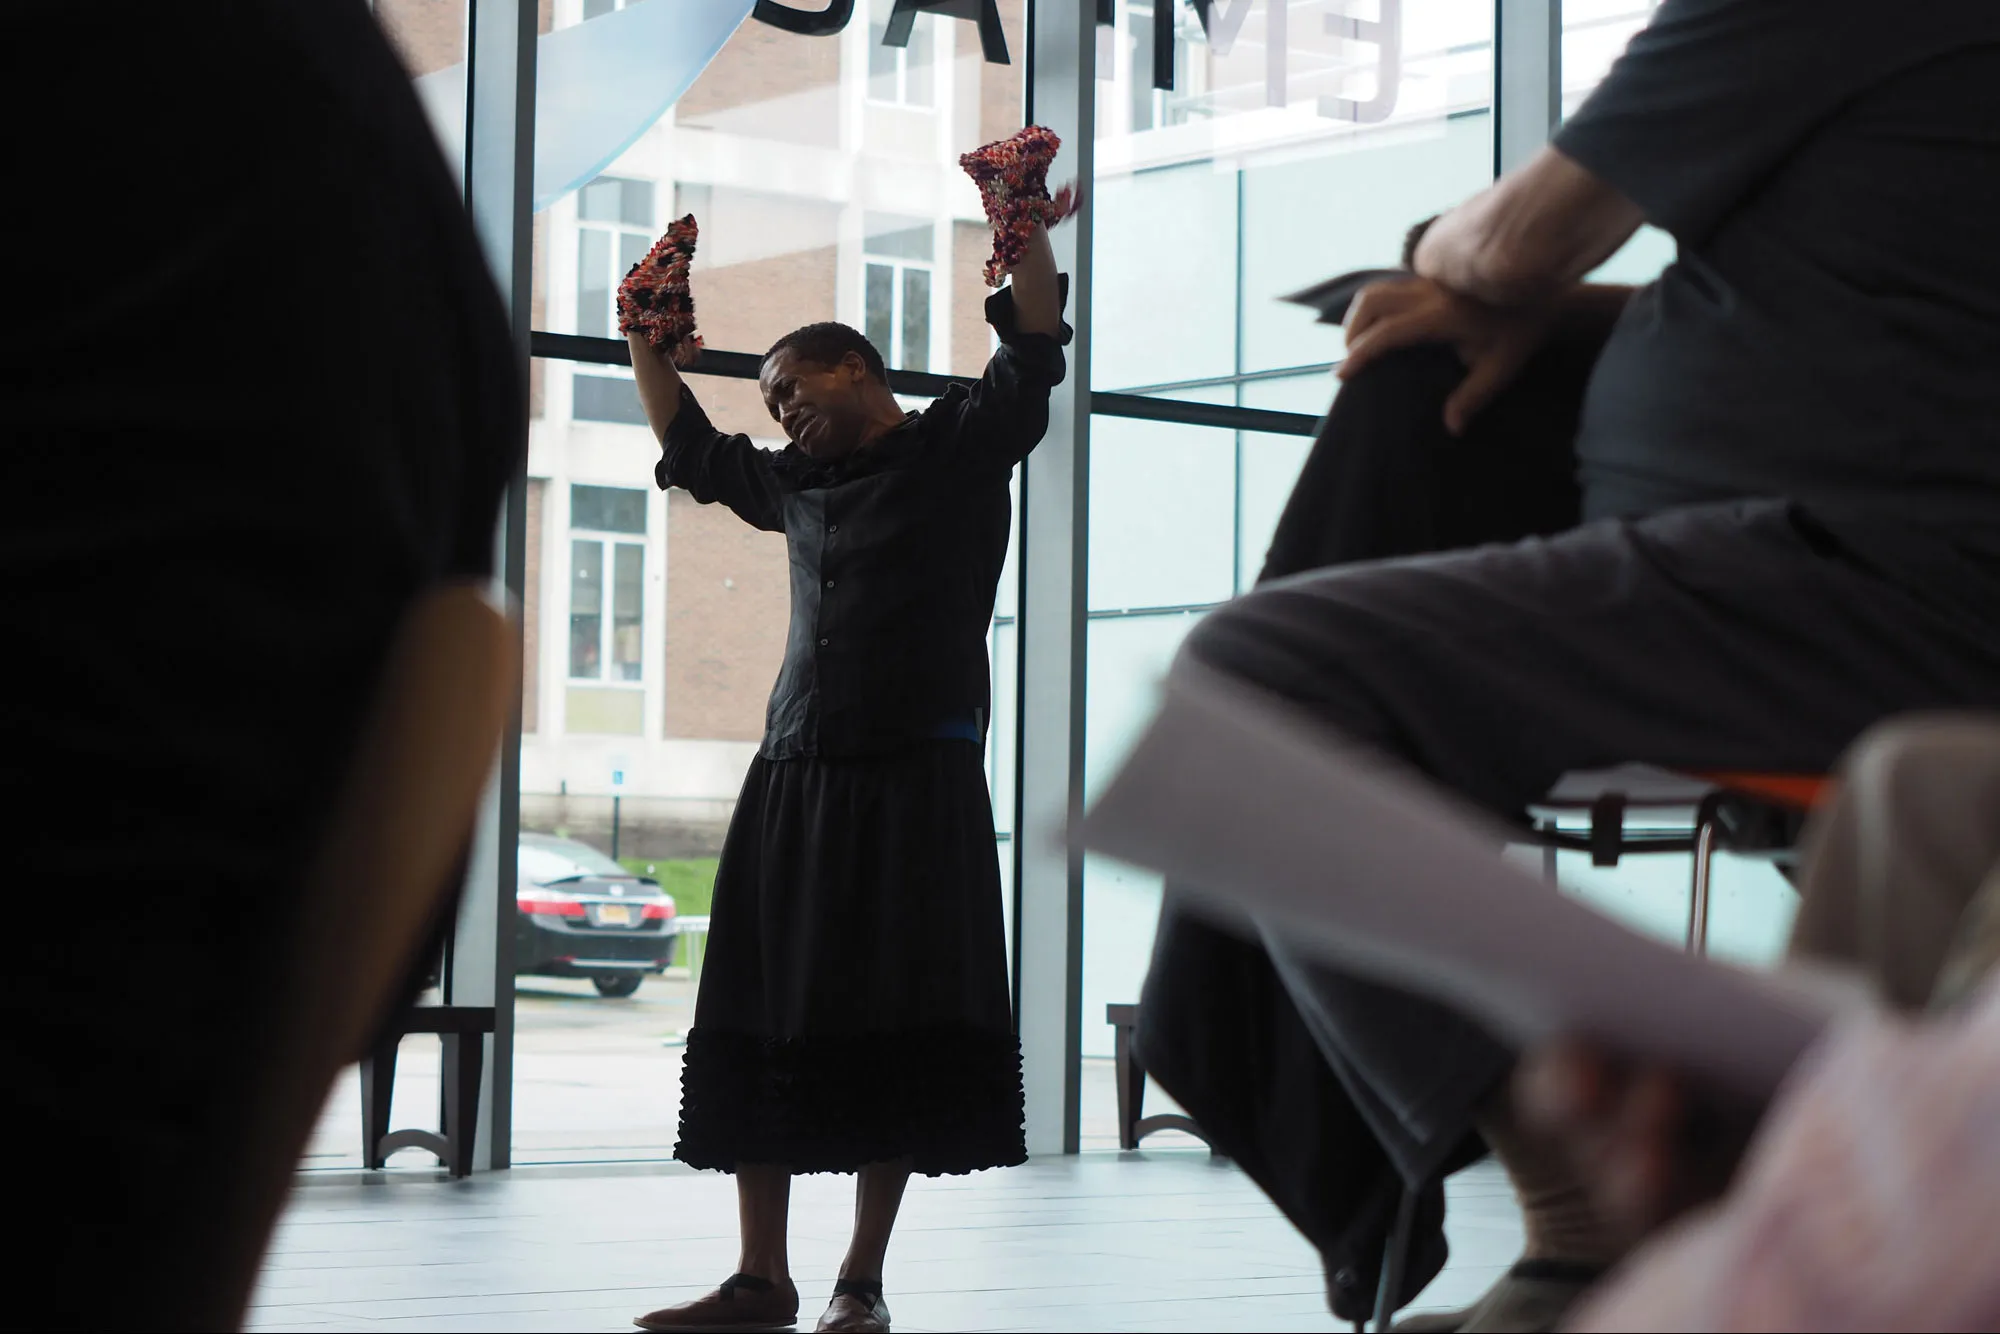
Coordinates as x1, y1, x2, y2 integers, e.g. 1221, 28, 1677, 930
1088, 417, 1237, 613
1091, 164, 1239, 393
1240, 114, 1494, 376
1094, 0, 1496, 399
1082, 612, 1207, 1060
1086, 612, 1205, 805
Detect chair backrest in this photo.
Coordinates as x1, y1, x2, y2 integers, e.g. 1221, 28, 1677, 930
207, 582, 516, 1328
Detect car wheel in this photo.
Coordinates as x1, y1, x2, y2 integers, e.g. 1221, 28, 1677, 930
592, 974, 644, 998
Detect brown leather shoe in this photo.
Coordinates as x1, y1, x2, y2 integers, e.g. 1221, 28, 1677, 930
814, 1279, 890, 1332
634, 1273, 800, 1332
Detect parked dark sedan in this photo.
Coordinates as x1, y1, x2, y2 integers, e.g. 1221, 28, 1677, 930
517, 832, 679, 997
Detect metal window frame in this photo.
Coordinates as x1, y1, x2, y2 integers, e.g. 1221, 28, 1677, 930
456, 0, 537, 1172
530, 333, 1323, 436
1012, 0, 1094, 1158
465, 0, 1560, 1167
1497, 0, 1561, 173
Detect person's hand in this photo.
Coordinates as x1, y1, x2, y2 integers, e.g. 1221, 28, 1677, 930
1337, 276, 1555, 436
1515, 1040, 1762, 1251
618, 214, 704, 367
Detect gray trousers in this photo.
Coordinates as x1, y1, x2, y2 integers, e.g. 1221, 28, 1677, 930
1179, 495, 2000, 1184
1136, 339, 2000, 1302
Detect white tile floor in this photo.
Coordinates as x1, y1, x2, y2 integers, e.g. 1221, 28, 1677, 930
250, 1153, 1523, 1332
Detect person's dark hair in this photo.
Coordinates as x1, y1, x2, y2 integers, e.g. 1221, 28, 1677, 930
763, 322, 888, 383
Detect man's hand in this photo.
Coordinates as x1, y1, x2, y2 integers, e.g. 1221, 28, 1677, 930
1516, 1040, 1762, 1251
1338, 276, 1555, 436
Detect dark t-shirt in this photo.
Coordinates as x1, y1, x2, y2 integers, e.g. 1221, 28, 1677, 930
1554, 0, 2000, 543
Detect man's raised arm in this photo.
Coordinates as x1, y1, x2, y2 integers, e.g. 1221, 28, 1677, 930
1005, 222, 1063, 339
627, 332, 686, 445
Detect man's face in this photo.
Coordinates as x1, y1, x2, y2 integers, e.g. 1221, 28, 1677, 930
759, 348, 871, 460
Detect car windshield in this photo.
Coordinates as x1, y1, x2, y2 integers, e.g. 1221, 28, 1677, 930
518, 839, 633, 884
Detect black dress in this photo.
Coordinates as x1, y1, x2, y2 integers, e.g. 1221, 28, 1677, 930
660, 289, 1068, 1175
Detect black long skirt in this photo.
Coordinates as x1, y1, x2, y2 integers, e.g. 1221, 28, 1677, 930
673, 740, 1026, 1176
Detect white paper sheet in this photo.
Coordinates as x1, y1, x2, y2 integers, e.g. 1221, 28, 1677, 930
1075, 662, 1845, 1102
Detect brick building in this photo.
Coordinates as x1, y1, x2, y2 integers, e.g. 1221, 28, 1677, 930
377, 0, 1028, 857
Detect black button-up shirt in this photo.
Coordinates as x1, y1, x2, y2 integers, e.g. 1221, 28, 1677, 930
657, 287, 1069, 760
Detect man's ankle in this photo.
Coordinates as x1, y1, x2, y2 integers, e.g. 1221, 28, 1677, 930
733, 1261, 794, 1289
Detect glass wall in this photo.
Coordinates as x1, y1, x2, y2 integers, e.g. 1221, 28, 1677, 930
1560, 0, 1659, 118
511, 0, 1030, 1163
1078, 1, 1494, 1134
1092, 0, 1496, 401
1563, 1, 1676, 284
321, 0, 1747, 1168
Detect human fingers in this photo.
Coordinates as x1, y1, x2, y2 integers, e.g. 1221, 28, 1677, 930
1512, 1040, 1672, 1240
1342, 278, 1430, 340
1517, 1039, 1619, 1132
1441, 343, 1529, 436
1340, 302, 1462, 381
1594, 1067, 1686, 1237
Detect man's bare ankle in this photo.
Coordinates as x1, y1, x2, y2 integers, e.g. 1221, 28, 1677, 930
733, 1261, 795, 1290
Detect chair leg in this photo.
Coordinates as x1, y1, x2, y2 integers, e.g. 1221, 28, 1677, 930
440, 1032, 484, 1178
1113, 1019, 1142, 1151
359, 1036, 399, 1170
1371, 1184, 1422, 1333
1687, 793, 1722, 956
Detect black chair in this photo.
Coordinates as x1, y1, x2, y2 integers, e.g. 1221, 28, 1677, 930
359, 923, 499, 1178
1106, 1002, 1224, 1155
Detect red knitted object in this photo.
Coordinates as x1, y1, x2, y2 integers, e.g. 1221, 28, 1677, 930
960, 126, 1082, 287
617, 214, 704, 367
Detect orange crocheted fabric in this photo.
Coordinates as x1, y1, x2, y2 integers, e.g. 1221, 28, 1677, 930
617, 214, 704, 367
960, 126, 1081, 287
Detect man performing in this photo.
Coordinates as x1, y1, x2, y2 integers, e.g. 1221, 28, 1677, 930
1130, 2, 2000, 1330
622, 128, 1074, 1334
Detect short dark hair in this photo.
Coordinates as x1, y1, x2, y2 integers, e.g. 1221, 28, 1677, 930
762, 322, 888, 383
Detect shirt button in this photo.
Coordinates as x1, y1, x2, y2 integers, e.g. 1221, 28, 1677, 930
825, 579, 835, 589
827, 524, 839, 534
819, 638, 829, 648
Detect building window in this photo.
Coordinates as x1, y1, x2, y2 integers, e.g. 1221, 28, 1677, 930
866, 2, 934, 108
576, 174, 656, 339
572, 374, 650, 425
581, 0, 625, 20
569, 484, 648, 683
862, 214, 934, 373
675, 182, 713, 229
573, 175, 655, 422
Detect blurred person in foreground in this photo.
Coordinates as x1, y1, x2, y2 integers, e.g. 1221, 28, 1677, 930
0, 2, 520, 1328
1536, 714, 2000, 1332
620, 129, 1073, 1334
1131, 1, 2000, 1328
